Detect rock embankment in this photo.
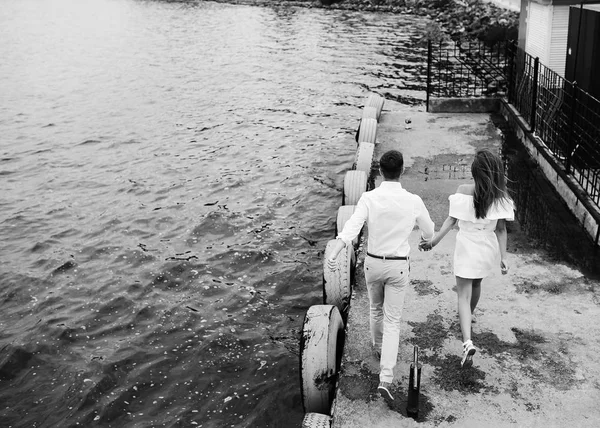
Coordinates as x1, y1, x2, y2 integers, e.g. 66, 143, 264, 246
398, 0, 519, 42
211, 0, 519, 43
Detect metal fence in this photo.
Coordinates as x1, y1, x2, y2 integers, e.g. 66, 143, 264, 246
427, 40, 600, 209
426, 40, 513, 99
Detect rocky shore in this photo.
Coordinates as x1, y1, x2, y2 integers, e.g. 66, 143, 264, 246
209, 0, 520, 43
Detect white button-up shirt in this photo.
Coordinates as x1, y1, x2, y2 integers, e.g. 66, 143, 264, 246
337, 181, 434, 257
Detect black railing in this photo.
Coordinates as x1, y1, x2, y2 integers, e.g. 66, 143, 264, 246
534, 60, 569, 159
569, 85, 600, 200
427, 40, 600, 211
426, 40, 513, 98
506, 47, 538, 126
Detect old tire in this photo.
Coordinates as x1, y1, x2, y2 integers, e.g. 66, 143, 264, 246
300, 305, 345, 415
335, 205, 359, 248
302, 412, 332, 428
354, 142, 375, 175
357, 117, 377, 144
362, 106, 378, 121
323, 239, 355, 315
366, 92, 385, 121
342, 170, 367, 206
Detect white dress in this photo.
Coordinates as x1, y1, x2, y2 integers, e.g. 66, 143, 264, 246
448, 194, 515, 279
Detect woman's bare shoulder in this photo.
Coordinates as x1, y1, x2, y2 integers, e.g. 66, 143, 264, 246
456, 183, 475, 195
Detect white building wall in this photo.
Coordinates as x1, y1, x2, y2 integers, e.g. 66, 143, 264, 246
526, 2, 551, 63
548, 5, 570, 77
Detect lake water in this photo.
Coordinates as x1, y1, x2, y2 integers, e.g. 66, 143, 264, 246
0, 1, 433, 426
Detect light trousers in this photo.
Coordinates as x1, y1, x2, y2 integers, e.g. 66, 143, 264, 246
364, 256, 410, 383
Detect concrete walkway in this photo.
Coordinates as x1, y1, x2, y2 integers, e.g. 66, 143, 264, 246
331, 100, 600, 427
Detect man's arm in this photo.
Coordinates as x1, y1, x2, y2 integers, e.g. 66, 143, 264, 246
415, 197, 435, 240
327, 196, 368, 268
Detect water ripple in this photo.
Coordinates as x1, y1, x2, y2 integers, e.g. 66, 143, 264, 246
0, 1, 432, 426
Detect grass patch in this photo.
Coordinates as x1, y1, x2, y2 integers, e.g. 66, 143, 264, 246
412, 279, 441, 296
407, 312, 449, 358
511, 328, 546, 357
478, 327, 577, 390
515, 277, 593, 295
431, 354, 495, 394
410, 318, 579, 397
339, 361, 379, 403
339, 361, 437, 422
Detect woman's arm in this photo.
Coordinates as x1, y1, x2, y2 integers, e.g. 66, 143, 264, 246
421, 185, 468, 251
420, 216, 457, 250
494, 219, 508, 274
432, 216, 457, 247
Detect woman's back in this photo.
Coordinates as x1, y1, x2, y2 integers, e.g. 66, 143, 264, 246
449, 187, 510, 228
449, 186, 514, 278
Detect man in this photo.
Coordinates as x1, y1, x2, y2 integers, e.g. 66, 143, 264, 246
327, 149, 434, 403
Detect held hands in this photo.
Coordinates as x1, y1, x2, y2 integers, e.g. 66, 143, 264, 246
500, 259, 509, 275
419, 237, 434, 252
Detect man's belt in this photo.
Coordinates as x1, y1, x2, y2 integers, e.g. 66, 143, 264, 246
366, 252, 408, 260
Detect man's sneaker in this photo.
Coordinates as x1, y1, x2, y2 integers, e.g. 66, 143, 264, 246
377, 381, 394, 402
461, 340, 476, 368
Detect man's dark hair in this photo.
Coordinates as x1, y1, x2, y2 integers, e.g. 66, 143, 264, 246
379, 150, 404, 179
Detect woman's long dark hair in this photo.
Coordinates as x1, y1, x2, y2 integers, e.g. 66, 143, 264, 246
471, 149, 509, 219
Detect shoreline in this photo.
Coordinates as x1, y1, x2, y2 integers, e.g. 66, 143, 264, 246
207, 0, 520, 42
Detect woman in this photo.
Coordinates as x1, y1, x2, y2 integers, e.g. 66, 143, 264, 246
420, 149, 514, 368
